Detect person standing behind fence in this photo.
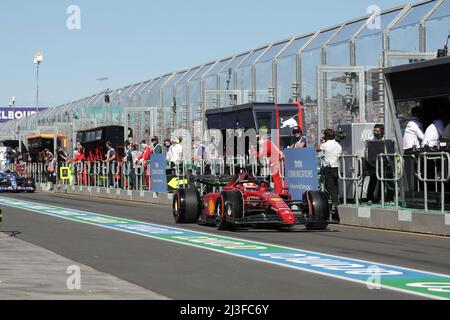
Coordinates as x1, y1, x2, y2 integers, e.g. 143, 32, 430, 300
403, 107, 425, 152
403, 107, 425, 193
192, 137, 206, 161
162, 139, 171, 169
364, 124, 394, 204
163, 139, 171, 154
151, 136, 163, 154
73, 145, 85, 162
123, 141, 136, 190
104, 141, 116, 188
46, 151, 57, 190
167, 138, 183, 169
5, 147, 14, 165
422, 118, 445, 149
136, 140, 152, 189
72, 145, 86, 185
13, 147, 22, 165
57, 146, 69, 163
291, 126, 308, 149
317, 129, 343, 224
205, 137, 219, 161
56, 146, 69, 181
44, 148, 54, 163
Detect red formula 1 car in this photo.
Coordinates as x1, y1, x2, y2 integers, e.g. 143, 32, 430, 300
172, 169, 331, 231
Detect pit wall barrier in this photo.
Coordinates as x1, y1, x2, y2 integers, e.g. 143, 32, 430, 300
24, 152, 450, 237
339, 206, 450, 237
52, 183, 173, 206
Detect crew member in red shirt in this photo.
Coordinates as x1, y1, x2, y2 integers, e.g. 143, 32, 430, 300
72, 145, 86, 185
136, 140, 153, 189
256, 126, 284, 194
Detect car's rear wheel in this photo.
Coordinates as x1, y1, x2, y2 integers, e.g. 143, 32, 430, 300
215, 191, 242, 231
173, 188, 201, 224
303, 191, 330, 231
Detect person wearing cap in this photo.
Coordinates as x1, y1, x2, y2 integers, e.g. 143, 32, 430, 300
291, 126, 308, 149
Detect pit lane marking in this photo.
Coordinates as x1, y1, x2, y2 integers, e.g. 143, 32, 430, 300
1, 196, 449, 300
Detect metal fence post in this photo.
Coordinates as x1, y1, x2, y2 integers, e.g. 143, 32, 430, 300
339, 155, 363, 206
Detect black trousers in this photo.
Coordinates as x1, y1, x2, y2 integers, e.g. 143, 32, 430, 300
128, 167, 136, 190
367, 174, 395, 203
323, 167, 339, 207
403, 149, 417, 193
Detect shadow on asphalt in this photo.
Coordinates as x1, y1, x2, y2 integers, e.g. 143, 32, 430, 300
228, 228, 341, 234
0, 231, 22, 238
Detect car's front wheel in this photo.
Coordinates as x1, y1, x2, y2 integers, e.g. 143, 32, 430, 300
173, 188, 201, 224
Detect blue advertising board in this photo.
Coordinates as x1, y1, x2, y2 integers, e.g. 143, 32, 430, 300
150, 154, 168, 193
284, 147, 318, 201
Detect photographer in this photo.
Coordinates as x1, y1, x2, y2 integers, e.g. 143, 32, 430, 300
317, 129, 342, 223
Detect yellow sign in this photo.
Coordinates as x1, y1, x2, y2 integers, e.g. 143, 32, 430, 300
168, 177, 189, 190
60, 167, 72, 181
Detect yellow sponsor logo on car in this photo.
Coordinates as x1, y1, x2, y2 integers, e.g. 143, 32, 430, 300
209, 199, 215, 215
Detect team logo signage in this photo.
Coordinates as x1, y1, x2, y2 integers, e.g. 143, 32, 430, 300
150, 154, 168, 193
284, 147, 318, 201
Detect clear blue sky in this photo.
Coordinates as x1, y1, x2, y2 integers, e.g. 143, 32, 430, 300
0, 0, 408, 107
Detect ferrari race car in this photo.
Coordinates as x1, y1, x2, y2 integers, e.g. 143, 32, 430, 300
0, 170, 36, 193
173, 169, 332, 231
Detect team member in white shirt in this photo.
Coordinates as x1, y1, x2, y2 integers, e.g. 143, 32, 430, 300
166, 137, 183, 165
403, 107, 425, 152
422, 119, 445, 149
317, 129, 343, 223
403, 106, 424, 193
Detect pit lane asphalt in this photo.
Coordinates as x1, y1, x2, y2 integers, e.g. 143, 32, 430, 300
2, 192, 449, 300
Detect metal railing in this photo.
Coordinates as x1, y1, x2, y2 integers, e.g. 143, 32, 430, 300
6, 151, 450, 216
338, 155, 363, 206
376, 153, 403, 210
417, 152, 450, 213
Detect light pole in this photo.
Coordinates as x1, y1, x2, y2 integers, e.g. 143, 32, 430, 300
34, 52, 44, 113
97, 77, 109, 125
9, 96, 16, 140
